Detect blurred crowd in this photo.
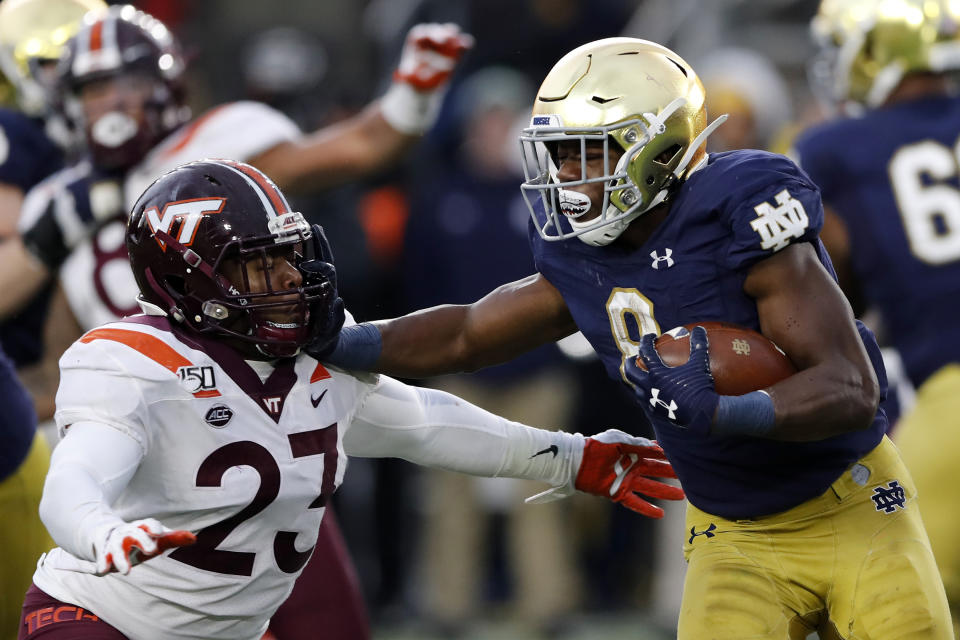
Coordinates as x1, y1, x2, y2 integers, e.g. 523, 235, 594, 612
3, 0, 923, 638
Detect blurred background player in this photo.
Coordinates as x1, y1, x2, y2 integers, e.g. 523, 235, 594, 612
0, 4, 471, 639
792, 0, 960, 631
0, 1, 104, 637
693, 47, 794, 153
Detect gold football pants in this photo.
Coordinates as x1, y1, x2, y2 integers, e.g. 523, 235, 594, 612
0, 432, 53, 640
679, 436, 951, 639
894, 364, 960, 637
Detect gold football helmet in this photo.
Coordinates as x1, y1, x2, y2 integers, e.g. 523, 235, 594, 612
0, 0, 106, 115
519, 38, 726, 246
810, 0, 960, 110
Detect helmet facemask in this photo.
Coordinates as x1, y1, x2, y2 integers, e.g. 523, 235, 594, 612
65, 72, 180, 170
518, 38, 726, 247
520, 97, 725, 246
146, 214, 333, 360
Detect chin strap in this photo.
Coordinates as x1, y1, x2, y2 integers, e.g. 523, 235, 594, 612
671, 114, 728, 181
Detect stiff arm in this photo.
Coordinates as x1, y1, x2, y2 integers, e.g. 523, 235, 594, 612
369, 273, 577, 378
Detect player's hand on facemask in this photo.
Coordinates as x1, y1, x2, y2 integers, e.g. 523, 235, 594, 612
381, 23, 474, 135
93, 518, 196, 575
624, 325, 719, 436
301, 224, 345, 358
526, 429, 684, 518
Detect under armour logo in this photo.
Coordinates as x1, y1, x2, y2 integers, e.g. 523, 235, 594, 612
688, 523, 717, 544
750, 188, 809, 252
649, 388, 678, 420
650, 248, 674, 269
871, 480, 906, 513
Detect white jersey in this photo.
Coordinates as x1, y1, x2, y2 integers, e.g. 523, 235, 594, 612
19, 101, 300, 330
35, 316, 375, 640
34, 314, 583, 640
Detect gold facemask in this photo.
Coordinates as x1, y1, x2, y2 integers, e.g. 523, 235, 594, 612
519, 38, 726, 246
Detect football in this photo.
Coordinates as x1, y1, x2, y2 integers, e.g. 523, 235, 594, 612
635, 321, 796, 395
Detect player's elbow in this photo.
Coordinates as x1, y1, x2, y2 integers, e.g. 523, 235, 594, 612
846, 368, 881, 431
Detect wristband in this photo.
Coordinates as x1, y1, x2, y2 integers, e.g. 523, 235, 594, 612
713, 390, 776, 437
322, 322, 383, 370
380, 82, 443, 135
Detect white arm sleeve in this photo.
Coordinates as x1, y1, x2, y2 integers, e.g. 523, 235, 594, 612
344, 376, 584, 488
39, 421, 144, 561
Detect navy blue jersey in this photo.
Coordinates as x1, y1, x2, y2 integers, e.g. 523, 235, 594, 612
0, 108, 63, 366
0, 342, 38, 481
530, 149, 887, 519
0, 108, 63, 191
793, 95, 960, 389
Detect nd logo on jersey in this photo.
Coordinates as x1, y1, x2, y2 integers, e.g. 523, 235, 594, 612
750, 189, 809, 252
146, 197, 226, 250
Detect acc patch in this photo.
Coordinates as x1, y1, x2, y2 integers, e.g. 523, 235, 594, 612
204, 404, 233, 428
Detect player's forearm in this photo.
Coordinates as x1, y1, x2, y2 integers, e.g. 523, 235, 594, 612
39, 422, 142, 559
345, 377, 584, 486
274, 107, 415, 193
764, 359, 879, 441
374, 305, 507, 377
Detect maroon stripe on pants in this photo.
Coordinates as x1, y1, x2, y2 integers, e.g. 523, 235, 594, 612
18, 584, 128, 639
268, 508, 370, 639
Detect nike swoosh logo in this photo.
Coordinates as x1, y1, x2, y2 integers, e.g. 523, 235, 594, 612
530, 444, 558, 459
310, 389, 328, 408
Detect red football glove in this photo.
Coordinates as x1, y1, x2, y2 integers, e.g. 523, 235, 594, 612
94, 518, 196, 575
393, 23, 474, 91
526, 429, 684, 518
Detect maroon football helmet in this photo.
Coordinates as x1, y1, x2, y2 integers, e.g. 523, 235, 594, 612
127, 159, 340, 359
58, 4, 188, 170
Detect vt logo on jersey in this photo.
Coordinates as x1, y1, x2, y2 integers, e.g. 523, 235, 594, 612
650, 248, 674, 269
750, 189, 809, 252
688, 523, 717, 544
871, 480, 907, 513
145, 197, 226, 250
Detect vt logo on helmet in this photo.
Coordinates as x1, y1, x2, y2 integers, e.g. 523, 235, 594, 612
127, 159, 340, 359
145, 198, 226, 250
518, 38, 727, 247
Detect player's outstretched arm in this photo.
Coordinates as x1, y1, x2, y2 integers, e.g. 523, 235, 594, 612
39, 421, 195, 575
250, 23, 473, 192
343, 376, 683, 518
313, 273, 578, 377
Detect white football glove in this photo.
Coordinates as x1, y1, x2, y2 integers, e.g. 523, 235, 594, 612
526, 429, 684, 518
93, 518, 196, 575
381, 22, 474, 134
